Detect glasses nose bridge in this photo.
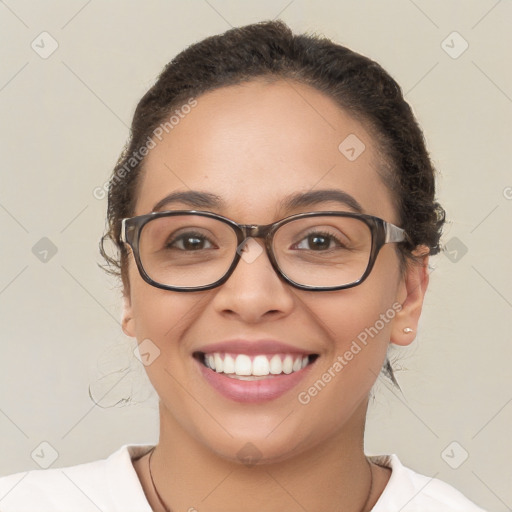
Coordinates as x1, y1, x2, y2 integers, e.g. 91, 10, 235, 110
240, 223, 274, 242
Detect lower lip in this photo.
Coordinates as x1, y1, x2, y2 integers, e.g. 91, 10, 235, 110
195, 358, 315, 403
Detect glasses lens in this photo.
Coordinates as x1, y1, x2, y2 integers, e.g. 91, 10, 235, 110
138, 214, 238, 288
273, 216, 372, 288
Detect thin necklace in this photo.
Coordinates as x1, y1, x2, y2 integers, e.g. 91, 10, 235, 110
148, 447, 172, 512
147, 446, 374, 512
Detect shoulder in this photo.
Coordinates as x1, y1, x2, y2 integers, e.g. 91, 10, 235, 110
369, 454, 489, 512
0, 444, 154, 512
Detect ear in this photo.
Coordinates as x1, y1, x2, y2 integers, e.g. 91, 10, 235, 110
390, 245, 430, 346
121, 291, 136, 338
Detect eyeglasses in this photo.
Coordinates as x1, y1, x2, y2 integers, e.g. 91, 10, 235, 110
120, 210, 409, 292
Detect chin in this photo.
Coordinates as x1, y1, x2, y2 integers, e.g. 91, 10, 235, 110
192, 416, 322, 468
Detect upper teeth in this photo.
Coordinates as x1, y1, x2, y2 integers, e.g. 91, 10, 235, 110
204, 353, 309, 376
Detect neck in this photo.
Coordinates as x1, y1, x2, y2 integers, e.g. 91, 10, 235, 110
137, 398, 383, 512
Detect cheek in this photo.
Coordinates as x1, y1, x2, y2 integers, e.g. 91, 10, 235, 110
312, 280, 399, 350
128, 281, 207, 399
126, 258, 202, 346
131, 288, 197, 343
303, 261, 402, 387
293, 287, 399, 434
313, 293, 393, 382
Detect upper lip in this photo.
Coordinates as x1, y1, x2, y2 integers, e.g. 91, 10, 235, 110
193, 339, 317, 356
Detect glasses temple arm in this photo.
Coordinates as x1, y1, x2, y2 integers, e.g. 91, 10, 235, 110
384, 222, 409, 244
120, 219, 127, 243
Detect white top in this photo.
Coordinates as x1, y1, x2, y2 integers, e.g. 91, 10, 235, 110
0, 444, 488, 511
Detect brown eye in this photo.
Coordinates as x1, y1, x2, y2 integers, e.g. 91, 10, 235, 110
166, 231, 216, 251
292, 231, 346, 252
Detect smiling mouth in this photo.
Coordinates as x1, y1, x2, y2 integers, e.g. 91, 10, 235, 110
193, 352, 319, 380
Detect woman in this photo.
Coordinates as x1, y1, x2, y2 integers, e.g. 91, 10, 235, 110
0, 20, 487, 512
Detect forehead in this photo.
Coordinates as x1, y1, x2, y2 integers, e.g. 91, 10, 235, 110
134, 79, 397, 224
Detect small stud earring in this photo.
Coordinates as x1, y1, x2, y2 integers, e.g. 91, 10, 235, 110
403, 327, 414, 334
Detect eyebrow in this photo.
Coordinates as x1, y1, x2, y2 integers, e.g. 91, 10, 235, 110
152, 189, 365, 214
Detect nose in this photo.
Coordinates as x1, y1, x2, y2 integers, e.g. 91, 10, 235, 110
211, 237, 295, 323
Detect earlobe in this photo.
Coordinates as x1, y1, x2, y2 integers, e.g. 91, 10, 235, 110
121, 292, 136, 338
390, 246, 430, 346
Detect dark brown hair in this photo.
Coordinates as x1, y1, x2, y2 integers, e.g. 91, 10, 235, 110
100, 20, 445, 388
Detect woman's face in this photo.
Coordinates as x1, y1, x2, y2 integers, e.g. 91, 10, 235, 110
122, 79, 426, 463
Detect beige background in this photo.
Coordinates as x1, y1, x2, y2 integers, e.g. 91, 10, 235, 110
1, 1, 511, 510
